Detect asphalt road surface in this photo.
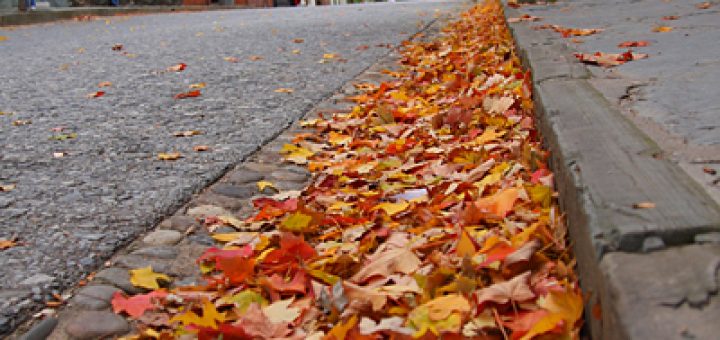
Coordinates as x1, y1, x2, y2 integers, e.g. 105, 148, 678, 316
0, 1, 462, 333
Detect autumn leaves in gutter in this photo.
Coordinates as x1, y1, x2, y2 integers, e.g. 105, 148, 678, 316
110, 1, 583, 339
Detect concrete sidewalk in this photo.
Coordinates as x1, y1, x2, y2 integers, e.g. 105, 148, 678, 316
504, 0, 720, 339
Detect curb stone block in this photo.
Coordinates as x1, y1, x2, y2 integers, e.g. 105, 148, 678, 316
63, 311, 129, 340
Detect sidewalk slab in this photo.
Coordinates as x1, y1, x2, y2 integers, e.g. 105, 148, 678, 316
504, 2, 720, 339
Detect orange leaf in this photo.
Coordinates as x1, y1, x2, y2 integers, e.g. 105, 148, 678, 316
455, 230, 476, 257
111, 290, 167, 318
174, 90, 201, 99
475, 188, 519, 218
326, 315, 358, 340
167, 63, 187, 72
87, 91, 105, 98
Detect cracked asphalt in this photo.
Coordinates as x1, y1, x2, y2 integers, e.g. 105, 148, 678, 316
0, 1, 462, 333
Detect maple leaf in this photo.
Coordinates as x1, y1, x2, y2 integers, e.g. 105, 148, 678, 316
260, 270, 308, 294
233, 304, 292, 338
256, 180, 277, 192
111, 290, 167, 318
87, 91, 105, 98
351, 247, 421, 283
280, 144, 315, 165
263, 298, 301, 324
281, 212, 313, 232
263, 233, 317, 265
476, 271, 535, 305
216, 255, 255, 284
129, 266, 170, 289
218, 290, 267, 312
372, 201, 410, 216
170, 300, 226, 329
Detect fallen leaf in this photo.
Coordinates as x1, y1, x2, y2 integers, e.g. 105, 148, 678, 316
293, 38, 305, 43
189, 82, 206, 89
98, 81, 112, 87
652, 26, 673, 33
170, 299, 225, 329
618, 40, 650, 48
87, 91, 105, 98
0, 36, 8, 42
274, 88, 294, 93
167, 63, 187, 72
372, 201, 410, 216
0, 184, 16, 192
292, 49, 301, 54
632, 201, 655, 209
262, 298, 301, 324
172, 130, 203, 137
157, 152, 182, 161
507, 14, 542, 23
475, 271, 535, 305
281, 212, 313, 232
111, 290, 167, 318
174, 90, 201, 99
697, 2, 712, 9
351, 247, 421, 282
662, 15, 679, 20
53, 152, 67, 158
574, 51, 648, 67
323, 53, 337, 59
257, 180, 276, 192
111, 43, 123, 51
224, 56, 239, 63
193, 145, 210, 152
250, 55, 264, 61
0, 239, 18, 250
49, 133, 77, 141
12, 120, 31, 126
129, 267, 170, 289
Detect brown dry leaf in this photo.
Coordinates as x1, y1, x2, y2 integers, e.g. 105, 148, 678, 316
632, 201, 656, 209
507, 14, 542, 23
249, 55, 264, 61
172, 130, 203, 137
697, 2, 712, 9
475, 271, 535, 304
224, 56, 239, 63
193, 145, 210, 152
351, 248, 421, 282
293, 38, 305, 43
0, 239, 18, 250
0, 184, 16, 192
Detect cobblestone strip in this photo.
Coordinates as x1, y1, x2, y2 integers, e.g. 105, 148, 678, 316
12, 23, 449, 339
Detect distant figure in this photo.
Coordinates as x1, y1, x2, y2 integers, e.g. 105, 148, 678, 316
26, 0, 36, 10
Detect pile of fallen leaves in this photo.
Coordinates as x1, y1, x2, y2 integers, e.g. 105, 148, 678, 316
112, 1, 583, 339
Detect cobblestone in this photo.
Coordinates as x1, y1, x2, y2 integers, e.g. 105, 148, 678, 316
63, 311, 129, 339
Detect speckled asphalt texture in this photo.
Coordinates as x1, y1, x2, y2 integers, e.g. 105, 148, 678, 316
0, 1, 462, 333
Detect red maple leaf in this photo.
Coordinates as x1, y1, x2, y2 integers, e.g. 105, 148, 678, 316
111, 290, 167, 318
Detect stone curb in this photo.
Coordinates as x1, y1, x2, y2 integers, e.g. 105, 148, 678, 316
10, 11, 455, 339
0, 5, 259, 27
502, 2, 720, 340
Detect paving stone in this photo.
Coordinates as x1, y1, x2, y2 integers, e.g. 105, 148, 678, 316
19, 317, 57, 340
194, 192, 248, 211
142, 230, 183, 246
161, 215, 198, 232
599, 244, 720, 339
93, 268, 142, 294
186, 205, 233, 219
211, 183, 256, 199
131, 246, 178, 259
243, 162, 278, 174
69, 294, 109, 310
269, 169, 309, 183
113, 255, 171, 274
64, 311, 129, 339
226, 171, 264, 184
76, 285, 119, 302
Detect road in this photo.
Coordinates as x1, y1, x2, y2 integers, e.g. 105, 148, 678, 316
0, 1, 462, 333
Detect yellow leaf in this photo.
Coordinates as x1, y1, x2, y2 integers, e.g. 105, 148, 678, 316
256, 180, 276, 192
424, 295, 471, 321
189, 82, 206, 89
281, 212, 313, 232
274, 88, 294, 93
323, 53, 337, 59
0, 36, 8, 42
372, 201, 410, 216
456, 230, 476, 258
158, 152, 182, 161
527, 184, 552, 208
129, 266, 170, 289
475, 127, 506, 145
170, 300, 225, 329
292, 49, 301, 54
328, 131, 352, 146
280, 144, 315, 165
653, 26, 673, 33
218, 290, 267, 312
211, 232, 244, 243
519, 313, 564, 340
327, 314, 357, 340
538, 288, 584, 326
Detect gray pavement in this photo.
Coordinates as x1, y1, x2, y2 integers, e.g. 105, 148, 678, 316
515, 0, 720, 203
507, 1, 720, 338
0, 1, 463, 334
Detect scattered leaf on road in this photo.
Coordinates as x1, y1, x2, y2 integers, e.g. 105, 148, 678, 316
172, 130, 203, 137
87, 91, 105, 98
157, 152, 182, 161
167, 63, 187, 72
274, 88, 294, 93
98, 81, 112, 87
618, 40, 650, 48
174, 90, 201, 99
632, 202, 656, 209
652, 26, 673, 33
